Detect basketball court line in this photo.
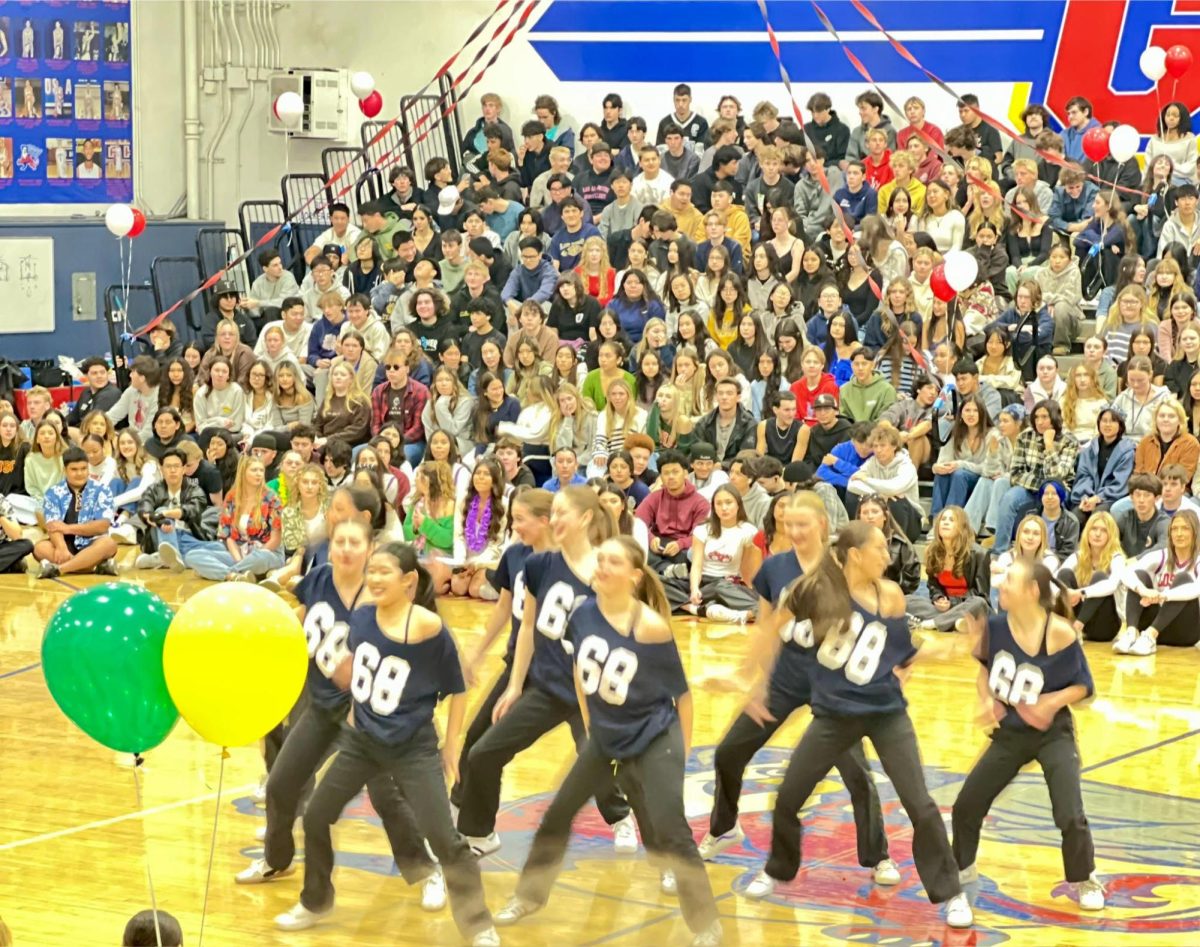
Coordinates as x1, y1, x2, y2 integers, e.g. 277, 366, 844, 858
1080, 726, 1200, 774
0, 782, 257, 852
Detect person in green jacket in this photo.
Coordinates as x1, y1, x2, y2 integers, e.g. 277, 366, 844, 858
839, 348, 898, 423
403, 459, 457, 592
360, 199, 408, 262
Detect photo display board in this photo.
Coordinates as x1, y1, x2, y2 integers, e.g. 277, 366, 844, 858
0, 1, 132, 204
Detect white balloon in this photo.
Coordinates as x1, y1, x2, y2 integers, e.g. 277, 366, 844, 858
1140, 46, 1168, 82
350, 71, 375, 99
105, 203, 134, 238
1108, 124, 1141, 164
943, 250, 978, 293
273, 91, 304, 129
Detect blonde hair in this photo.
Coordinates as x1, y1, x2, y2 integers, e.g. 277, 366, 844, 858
231, 455, 269, 531
273, 360, 313, 405
1148, 258, 1188, 315
291, 462, 329, 509
548, 382, 595, 453
1014, 513, 1050, 561
1103, 284, 1154, 333
670, 345, 705, 418
603, 378, 639, 440
577, 235, 611, 276
1060, 363, 1104, 430
1075, 511, 1122, 584
321, 361, 369, 413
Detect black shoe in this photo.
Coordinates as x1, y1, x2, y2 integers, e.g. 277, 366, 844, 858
37, 559, 60, 580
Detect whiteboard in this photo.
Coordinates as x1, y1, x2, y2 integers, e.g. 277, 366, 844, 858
0, 238, 54, 333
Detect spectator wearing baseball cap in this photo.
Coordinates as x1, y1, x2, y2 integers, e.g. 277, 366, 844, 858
687, 441, 730, 501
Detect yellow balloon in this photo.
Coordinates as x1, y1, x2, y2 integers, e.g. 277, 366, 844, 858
163, 583, 307, 747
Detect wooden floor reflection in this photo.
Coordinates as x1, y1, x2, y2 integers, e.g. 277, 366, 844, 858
2, 563, 1199, 946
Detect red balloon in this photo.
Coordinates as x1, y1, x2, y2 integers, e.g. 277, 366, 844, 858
358, 91, 383, 119
1166, 44, 1194, 79
127, 208, 146, 239
930, 264, 956, 302
1081, 125, 1110, 163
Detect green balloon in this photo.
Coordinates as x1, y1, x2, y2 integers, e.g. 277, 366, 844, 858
41, 582, 179, 754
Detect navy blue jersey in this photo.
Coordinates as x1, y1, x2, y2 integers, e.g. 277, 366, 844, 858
492, 542, 531, 664
294, 564, 362, 711
523, 550, 592, 705
807, 598, 917, 717
302, 539, 330, 574
347, 605, 466, 746
566, 599, 688, 761
752, 551, 812, 703
982, 613, 1095, 732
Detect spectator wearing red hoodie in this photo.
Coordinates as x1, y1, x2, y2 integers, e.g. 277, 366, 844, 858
636, 449, 710, 571
789, 347, 841, 425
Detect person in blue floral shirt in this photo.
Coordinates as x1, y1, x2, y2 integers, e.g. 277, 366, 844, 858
34, 445, 118, 579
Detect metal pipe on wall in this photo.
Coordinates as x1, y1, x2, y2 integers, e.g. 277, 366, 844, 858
183, 0, 202, 218
203, 0, 235, 220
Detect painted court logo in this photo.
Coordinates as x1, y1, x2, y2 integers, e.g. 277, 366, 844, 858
238, 745, 1200, 943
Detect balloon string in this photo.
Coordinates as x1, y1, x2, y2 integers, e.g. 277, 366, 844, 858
196, 748, 228, 947
132, 754, 164, 947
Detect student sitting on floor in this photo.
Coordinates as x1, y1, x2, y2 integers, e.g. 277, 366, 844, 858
33, 445, 119, 580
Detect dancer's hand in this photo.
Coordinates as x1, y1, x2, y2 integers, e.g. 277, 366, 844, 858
492, 686, 521, 723
744, 692, 776, 727
1014, 696, 1056, 731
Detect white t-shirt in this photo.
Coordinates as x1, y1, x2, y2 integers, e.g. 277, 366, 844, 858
309, 224, 363, 255
694, 521, 757, 579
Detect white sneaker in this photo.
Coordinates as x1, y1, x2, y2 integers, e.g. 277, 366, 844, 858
259, 575, 284, 592
110, 522, 138, 545
705, 603, 749, 625
255, 823, 267, 842
274, 902, 331, 931
612, 814, 639, 854
697, 823, 745, 860
253, 776, 267, 804
157, 541, 184, 572
1111, 626, 1138, 654
873, 858, 901, 885
945, 892, 974, 928
742, 869, 776, 900
235, 857, 294, 884
690, 920, 723, 946
471, 928, 501, 947
660, 869, 677, 896
1077, 877, 1105, 911
1129, 631, 1157, 656
134, 552, 162, 570
493, 896, 540, 926
465, 831, 501, 857
421, 867, 446, 911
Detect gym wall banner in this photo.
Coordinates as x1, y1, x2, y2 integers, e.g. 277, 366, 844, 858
0, 1, 132, 204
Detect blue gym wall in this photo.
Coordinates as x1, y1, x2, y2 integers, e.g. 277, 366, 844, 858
0, 218, 217, 362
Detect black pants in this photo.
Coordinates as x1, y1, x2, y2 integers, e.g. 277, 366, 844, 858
764, 711, 960, 904
0, 538, 32, 573
648, 547, 689, 571
456, 684, 630, 837
300, 725, 492, 938
952, 713, 1094, 883
450, 664, 512, 809
1125, 570, 1200, 646
664, 575, 759, 613
709, 684, 889, 868
1057, 568, 1122, 643
265, 702, 434, 881
517, 722, 719, 934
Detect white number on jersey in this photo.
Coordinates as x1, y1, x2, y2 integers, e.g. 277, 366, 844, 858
816, 611, 888, 685
511, 571, 527, 623
780, 615, 815, 647
349, 642, 412, 715
304, 602, 351, 678
576, 635, 639, 706
988, 651, 1044, 705
536, 581, 579, 641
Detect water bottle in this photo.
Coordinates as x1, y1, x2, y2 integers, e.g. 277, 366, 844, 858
934, 380, 955, 413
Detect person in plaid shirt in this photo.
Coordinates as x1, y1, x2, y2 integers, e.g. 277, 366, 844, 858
180, 455, 284, 582
33, 446, 119, 579
371, 345, 430, 466
991, 398, 1080, 556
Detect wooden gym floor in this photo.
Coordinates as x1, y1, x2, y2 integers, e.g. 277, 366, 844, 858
2, 560, 1200, 946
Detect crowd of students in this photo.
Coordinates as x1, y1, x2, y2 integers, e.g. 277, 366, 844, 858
1, 85, 1197, 641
